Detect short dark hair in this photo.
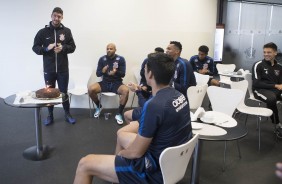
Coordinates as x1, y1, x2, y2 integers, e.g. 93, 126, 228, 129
52, 7, 63, 15
154, 47, 164, 53
263, 42, 277, 51
146, 53, 175, 85
170, 41, 182, 52
198, 45, 209, 54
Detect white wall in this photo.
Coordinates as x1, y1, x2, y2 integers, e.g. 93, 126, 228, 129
0, 0, 217, 108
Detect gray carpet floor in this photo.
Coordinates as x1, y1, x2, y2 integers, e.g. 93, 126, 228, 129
0, 97, 282, 184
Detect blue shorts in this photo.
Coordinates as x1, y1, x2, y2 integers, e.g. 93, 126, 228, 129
98, 81, 123, 94
115, 155, 162, 184
132, 107, 142, 121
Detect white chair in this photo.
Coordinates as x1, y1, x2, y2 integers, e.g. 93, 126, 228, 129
207, 86, 244, 170
187, 84, 208, 110
231, 80, 273, 150
193, 72, 210, 86
159, 134, 199, 184
244, 73, 263, 105
207, 86, 244, 117
245, 73, 282, 107
216, 64, 236, 86
88, 75, 119, 118
68, 67, 92, 117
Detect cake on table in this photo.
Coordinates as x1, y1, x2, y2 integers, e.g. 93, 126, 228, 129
35, 88, 60, 99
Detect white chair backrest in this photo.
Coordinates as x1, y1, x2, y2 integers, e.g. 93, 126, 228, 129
87, 69, 102, 88
68, 67, 91, 89
134, 69, 141, 85
207, 86, 244, 116
194, 72, 209, 85
187, 84, 208, 109
159, 134, 199, 184
244, 73, 255, 99
230, 80, 248, 108
216, 64, 236, 73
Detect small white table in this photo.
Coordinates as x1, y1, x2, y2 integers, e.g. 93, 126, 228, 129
4, 93, 66, 161
218, 72, 245, 82
190, 111, 248, 184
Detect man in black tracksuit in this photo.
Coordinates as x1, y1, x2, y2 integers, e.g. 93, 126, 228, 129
32, 7, 76, 125
252, 42, 282, 138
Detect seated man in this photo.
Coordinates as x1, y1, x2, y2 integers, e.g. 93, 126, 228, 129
124, 47, 164, 123
190, 45, 220, 86
88, 43, 129, 125
74, 53, 192, 184
252, 42, 282, 138
166, 41, 196, 99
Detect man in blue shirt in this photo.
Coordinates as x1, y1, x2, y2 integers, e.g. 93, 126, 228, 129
88, 43, 129, 125
190, 45, 220, 86
74, 53, 192, 184
124, 47, 164, 124
166, 41, 196, 99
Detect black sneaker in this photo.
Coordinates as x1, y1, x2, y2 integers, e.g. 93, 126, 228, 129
275, 127, 282, 139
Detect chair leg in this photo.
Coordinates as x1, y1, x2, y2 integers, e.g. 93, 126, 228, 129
69, 93, 72, 104
88, 96, 92, 118
130, 93, 136, 108
244, 114, 249, 126
258, 116, 261, 151
223, 141, 227, 172
98, 94, 102, 119
236, 140, 241, 159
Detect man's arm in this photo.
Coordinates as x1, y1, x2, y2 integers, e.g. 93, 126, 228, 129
61, 29, 76, 54
189, 57, 197, 72
252, 62, 276, 89
96, 58, 106, 77
118, 134, 152, 159
207, 58, 214, 75
114, 57, 126, 78
32, 30, 47, 55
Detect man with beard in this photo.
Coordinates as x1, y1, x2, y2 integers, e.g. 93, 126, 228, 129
88, 43, 129, 125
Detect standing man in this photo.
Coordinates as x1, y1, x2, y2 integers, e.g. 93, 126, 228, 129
32, 7, 76, 125
88, 43, 129, 125
74, 53, 192, 184
252, 42, 282, 138
190, 45, 220, 86
166, 41, 196, 99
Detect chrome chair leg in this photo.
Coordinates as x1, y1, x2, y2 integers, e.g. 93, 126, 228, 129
258, 116, 261, 151
223, 141, 227, 172
88, 96, 92, 118
236, 140, 241, 159
244, 114, 249, 126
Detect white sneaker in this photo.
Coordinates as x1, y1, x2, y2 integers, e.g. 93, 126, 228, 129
115, 114, 124, 125
276, 123, 282, 128
94, 107, 102, 118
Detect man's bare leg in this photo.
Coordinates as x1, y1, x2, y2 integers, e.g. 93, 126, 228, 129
115, 121, 139, 154
88, 83, 102, 105
124, 109, 134, 124
74, 154, 119, 184
117, 84, 129, 106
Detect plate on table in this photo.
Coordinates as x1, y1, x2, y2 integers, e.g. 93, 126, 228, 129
191, 122, 203, 130
200, 112, 215, 124
31, 92, 62, 100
